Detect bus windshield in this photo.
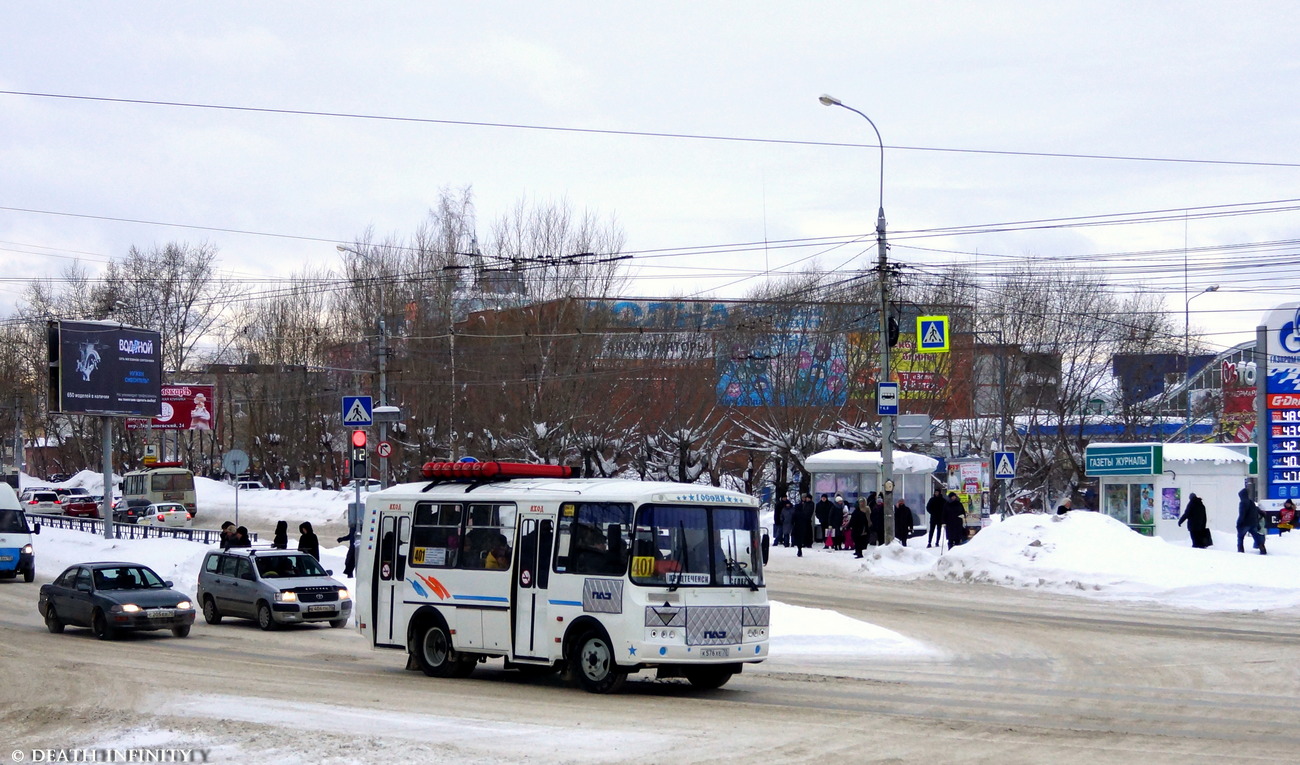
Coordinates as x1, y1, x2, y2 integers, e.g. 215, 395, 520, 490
0, 509, 30, 534
630, 504, 763, 589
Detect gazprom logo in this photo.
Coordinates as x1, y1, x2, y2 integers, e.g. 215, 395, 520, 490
119, 338, 154, 355
1280, 309, 1300, 354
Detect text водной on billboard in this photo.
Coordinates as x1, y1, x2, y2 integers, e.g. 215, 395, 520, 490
47, 320, 162, 417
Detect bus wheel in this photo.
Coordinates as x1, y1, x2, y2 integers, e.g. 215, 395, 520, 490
571, 628, 627, 694
684, 664, 737, 690
414, 621, 474, 679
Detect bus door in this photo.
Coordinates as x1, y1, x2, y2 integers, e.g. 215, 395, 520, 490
372, 513, 410, 648
512, 517, 554, 660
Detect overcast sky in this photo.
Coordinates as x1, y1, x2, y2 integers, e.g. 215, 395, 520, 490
4, 2, 1300, 352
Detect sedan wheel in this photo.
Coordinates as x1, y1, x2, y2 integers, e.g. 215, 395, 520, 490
45, 604, 65, 634
172, 625, 191, 638
91, 609, 116, 641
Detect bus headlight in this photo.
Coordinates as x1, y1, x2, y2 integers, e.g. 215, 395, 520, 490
274, 591, 298, 603
21, 544, 32, 555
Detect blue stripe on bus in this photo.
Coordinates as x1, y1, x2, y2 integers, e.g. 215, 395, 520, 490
548, 599, 582, 607
451, 594, 509, 602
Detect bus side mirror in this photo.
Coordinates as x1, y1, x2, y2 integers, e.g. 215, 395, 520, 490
761, 531, 770, 565
32, 522, 40, 534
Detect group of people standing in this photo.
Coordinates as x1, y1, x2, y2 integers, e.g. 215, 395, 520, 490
773, 487, 968, 558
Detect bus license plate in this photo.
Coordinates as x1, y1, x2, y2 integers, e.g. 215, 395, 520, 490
308, 605, 333, 613
700, 648, 730, 658
148, 609, 175, 619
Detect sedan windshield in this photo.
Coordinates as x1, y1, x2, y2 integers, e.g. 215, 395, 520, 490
630, 504, 763, 589
93, 566, 166, 590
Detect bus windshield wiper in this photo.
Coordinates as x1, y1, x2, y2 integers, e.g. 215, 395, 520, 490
724, 536, 758, 591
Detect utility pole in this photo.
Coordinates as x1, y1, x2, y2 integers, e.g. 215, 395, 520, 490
377, 320, 389, 489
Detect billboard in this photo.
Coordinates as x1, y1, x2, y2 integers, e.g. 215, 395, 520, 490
1263, 303, 1300, 499
47, 320, 162, 417
125, 384, 214, 431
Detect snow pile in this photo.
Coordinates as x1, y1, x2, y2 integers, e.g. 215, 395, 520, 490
193, 477, 359, 530
767, 600, 936, 659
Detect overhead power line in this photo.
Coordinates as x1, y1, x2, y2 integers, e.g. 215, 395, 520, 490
4, 89, 1300, 169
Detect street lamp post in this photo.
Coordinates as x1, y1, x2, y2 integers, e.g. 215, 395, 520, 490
820, 94, 894, 542
1184, 285, 1219, 442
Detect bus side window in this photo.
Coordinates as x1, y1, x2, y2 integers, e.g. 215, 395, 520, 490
410, 502, 460, 568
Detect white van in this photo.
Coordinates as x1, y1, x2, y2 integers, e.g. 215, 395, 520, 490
0, 483, 40, 582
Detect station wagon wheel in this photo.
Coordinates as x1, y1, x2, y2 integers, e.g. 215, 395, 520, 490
413, 620, 474, 679
571, 628, 627, 694
256, 602, 278, 631
202, 596, 223, 625
44, 604, 64, 634
91, 609, 116, 641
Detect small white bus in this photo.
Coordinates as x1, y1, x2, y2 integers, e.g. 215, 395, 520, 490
357, 461, 770, 693
121, 463, 198, 517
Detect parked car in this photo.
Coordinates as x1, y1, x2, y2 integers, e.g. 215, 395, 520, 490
19, 487, 51, 502
25, 490, 61, 514
39, 562, 195, 639
136, 502, 192, 528
196, 548, 351, 630
235, 480, 267, 491
47, 473, 72, 484
58, 489, 101, 519
112, 499, 152, 525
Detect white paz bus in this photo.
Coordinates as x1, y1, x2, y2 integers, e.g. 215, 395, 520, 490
357, 461, 770, 693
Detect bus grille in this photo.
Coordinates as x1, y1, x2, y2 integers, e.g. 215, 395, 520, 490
685, 606, 742, 646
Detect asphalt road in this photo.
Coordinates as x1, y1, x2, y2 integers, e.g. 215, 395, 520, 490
1, 564, 1296, 764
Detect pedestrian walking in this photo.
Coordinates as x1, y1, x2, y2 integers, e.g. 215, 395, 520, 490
1236, 488, 1267, 555
1177, 493, 1210, 548
925, 488, 945, 548
271, 520, 289, 550
894, 500, 915, 546
944, 492, 967, 549
792, 493, 815, 557
849, 497, 869, 558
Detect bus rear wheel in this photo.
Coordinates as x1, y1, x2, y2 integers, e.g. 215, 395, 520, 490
414, 621, 475, 679
571, 628, 627, 694
684, 664, 738, 690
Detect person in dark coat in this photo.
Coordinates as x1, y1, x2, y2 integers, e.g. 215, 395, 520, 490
849, 497, 870, 558
1056, 497, 1073, 515
779, 498, 794, 546
218, 521, 236, 549
271, 520, 289, 549
773, 499, 789, 547
298, 521, 321, 561
944, 492, 967, 549
1177, 493, 1210, 548
829, 495, 846, 550
337, 527, 356, 577
792, 494, 816, 557
894, 500, 915, 546
925, 488, 945, 548
867, 492, 885, 545
1236, 488, 1266, 555
230, 526, 252, 547
814, 494, 835, 546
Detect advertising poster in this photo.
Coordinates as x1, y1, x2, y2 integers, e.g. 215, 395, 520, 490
1161, 487, 1181, 521
48, 320, 162, 417
125, 384, 215, 431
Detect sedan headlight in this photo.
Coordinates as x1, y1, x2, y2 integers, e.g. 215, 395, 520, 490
274, 591, 298, 603
176, 600, 192, 610
114, 604, 142, 613
337, 587, 351, 600
21, 544, 32, 554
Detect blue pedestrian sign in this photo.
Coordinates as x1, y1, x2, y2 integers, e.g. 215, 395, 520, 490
917, 316, 950, 353
993, 451, 1017, 480
877, 382, 899, 416
342, 395, 374, 426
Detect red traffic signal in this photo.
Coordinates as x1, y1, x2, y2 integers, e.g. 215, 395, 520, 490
351, 430, 368, 449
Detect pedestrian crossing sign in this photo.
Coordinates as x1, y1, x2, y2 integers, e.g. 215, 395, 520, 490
917, 316, 950, 353
341, 395, 373, 426
993, 451, 1017, 480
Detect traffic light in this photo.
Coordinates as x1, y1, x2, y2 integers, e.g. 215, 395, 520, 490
351, 430, 368, 478
887, 316, 900, 347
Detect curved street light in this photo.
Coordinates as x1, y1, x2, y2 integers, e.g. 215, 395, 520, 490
819, 93, 895, 539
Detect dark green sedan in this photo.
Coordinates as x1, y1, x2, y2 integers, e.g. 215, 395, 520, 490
38, 562, 196, 640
